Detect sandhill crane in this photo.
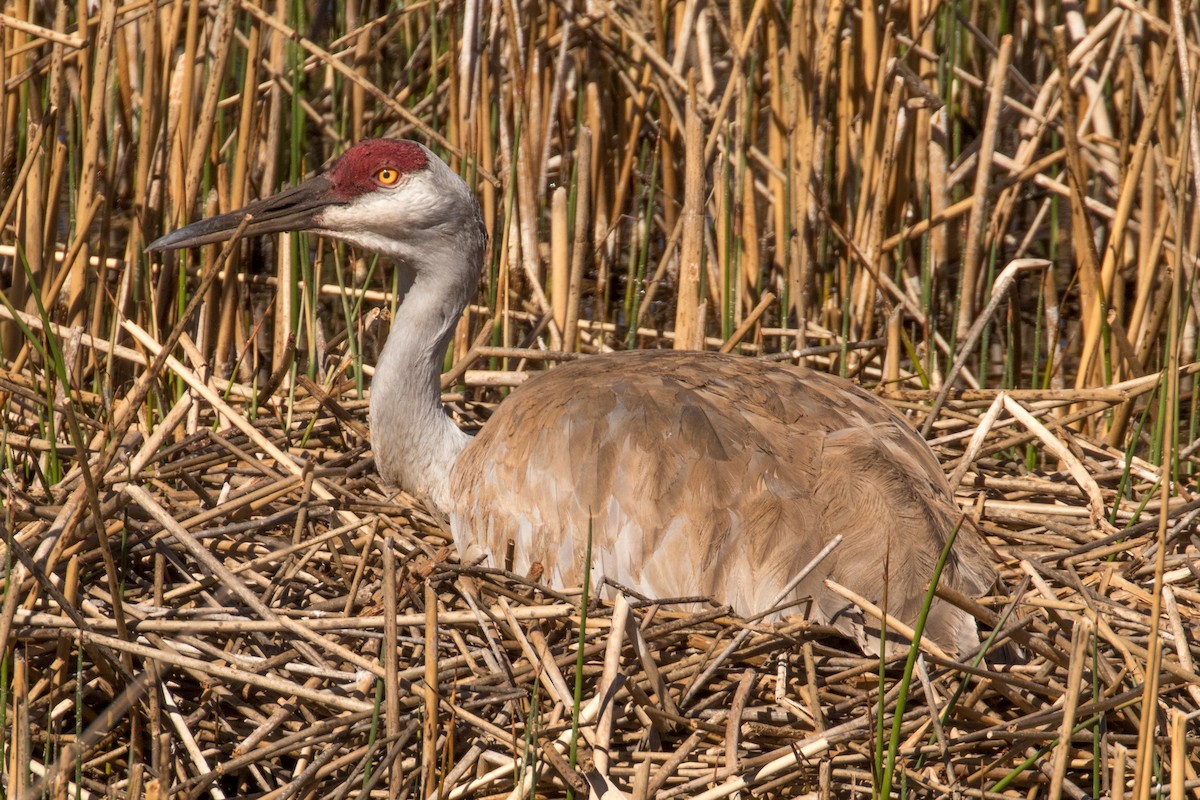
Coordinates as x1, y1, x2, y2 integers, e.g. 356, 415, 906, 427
149, 138, 997, 655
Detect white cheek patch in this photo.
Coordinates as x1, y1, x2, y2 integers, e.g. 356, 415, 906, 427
317, 173, 452, 237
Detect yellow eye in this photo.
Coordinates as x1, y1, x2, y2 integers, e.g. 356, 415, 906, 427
376, 167, 400, 186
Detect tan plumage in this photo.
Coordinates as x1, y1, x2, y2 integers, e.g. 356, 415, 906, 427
147, 138, 997, 657
452, 350, 996, 654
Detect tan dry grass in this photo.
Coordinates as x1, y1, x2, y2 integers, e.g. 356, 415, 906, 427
1, 0, 1199, 797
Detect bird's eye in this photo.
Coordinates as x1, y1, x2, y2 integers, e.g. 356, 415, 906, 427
375, 167, 400, 186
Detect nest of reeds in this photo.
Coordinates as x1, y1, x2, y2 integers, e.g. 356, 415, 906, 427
3, 0, 1200, 796
3, 342, 1198, 799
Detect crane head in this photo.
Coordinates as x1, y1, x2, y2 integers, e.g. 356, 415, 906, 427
147, 139, 478, 261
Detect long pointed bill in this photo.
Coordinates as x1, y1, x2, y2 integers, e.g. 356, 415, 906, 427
146, 174, 338, 252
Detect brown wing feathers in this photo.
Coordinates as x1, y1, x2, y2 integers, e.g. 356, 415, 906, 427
449, 350, 996, 655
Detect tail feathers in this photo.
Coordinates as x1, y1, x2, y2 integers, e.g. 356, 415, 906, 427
817, 592, 985, 659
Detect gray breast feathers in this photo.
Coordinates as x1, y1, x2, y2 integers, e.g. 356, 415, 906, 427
448, 350, 996, 655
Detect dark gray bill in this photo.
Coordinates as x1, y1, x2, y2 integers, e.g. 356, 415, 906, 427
146, 174, 338, 252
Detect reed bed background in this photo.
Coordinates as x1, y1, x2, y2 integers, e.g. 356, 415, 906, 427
1, 0, 1198, 797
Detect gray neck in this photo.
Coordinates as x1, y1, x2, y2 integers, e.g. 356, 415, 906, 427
368, 226, 483, 510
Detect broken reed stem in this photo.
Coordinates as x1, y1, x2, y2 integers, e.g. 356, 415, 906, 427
955, 34, 1012, 341
562, 125, 590, 352
423, 581, 440, 798
384, 538, 403, 796
1048, 618, 1092, 800
674, 74, 706, 351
